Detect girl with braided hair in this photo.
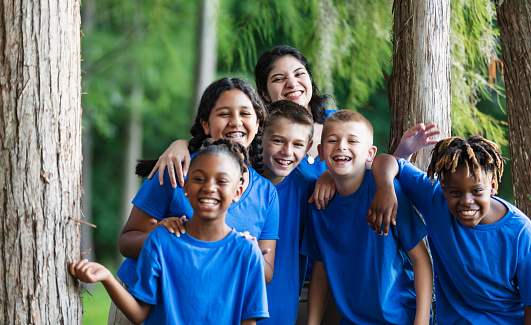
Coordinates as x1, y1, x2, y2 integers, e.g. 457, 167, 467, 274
370, 135, 531, 324
108, 78, 279, 324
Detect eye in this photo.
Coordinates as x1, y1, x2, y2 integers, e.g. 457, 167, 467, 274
472, 189, 483, 194
295, 71, 306, 77
327, 139, 337, 143
349, 139, 359, 144
217, 179, 229, 185
193, 177, 205, 183
449, 191, 461, 196
294, 142, 305, 148
272, 77, 284, 83
272, 139, 283, 144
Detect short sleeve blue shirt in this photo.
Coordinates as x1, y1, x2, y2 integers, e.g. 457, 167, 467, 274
128, 227, 269, 324
260, 168, 317, 325
397, 159, 531, 324
300, 170, 428, 324
118, 156, 280, 287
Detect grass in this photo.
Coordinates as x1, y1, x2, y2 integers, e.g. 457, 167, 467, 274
81, 282, 112, 324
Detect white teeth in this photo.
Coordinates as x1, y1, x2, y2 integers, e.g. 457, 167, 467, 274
461, 210, 476, 216
333, 156, 351, 161
286, 91, 302, 98
275, 159, 292, 166
226, 132, 244, 139
199, 199, 219, 206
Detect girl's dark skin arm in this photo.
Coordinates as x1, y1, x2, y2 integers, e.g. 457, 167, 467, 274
119, 206, 185, 258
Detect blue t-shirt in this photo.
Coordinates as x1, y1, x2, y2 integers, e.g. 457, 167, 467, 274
300, 170, 428, 325
128, 226, 269, 324
118, 160, 280, 287
397, 159, 531, 324
260, 168, 317, 325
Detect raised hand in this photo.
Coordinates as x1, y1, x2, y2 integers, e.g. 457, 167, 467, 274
393, 123, 440, 160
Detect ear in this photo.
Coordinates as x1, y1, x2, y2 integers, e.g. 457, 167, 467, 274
232, 183, 244, 203
317, 143, 325, 162
305, 140, 314, 155
183, 179, 189, 197
489, 176, 497, 196
261, 91, 271, 103
366, 145, 377, 162
200, 119, 210, 136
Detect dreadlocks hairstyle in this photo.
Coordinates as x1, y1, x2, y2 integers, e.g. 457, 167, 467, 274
426, 135, 507, 190
254, 45, 330, 124
135, 78, 267, 177
194, 138, 249, 184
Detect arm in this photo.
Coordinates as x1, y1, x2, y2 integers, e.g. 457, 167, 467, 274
366, 154, 401, 235
392, 123, 440, 160
525, 306, 531, 325
406, 239, 433, 325
147, 139, 191, 188
70, 259, 151, 324
308, 170, 335, 210
258, 239, 276, 284
307, 261, 330, 325
241, 319, 256, 325
119, 206, 185, 258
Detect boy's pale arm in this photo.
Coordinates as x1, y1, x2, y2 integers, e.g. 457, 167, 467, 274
148, 139, 191, 188
525, 306, 531, 325
366, 154, 400, 235
406, 240, 433, 325
258, 239, 276, 284
69, 259, 151, 324
308, 170, 335, 210
307, 261, 330, 325
241, 319, 256, 325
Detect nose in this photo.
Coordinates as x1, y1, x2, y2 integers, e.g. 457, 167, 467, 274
285, 76, 298, 88
280, 143, 293, 156
460, 193, 474, 205
229, 114, 242, 127
337, 139, 347, 150
202, 179, 216, 193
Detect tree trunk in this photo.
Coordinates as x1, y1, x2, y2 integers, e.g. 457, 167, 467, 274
193, 0, 219, 115
0, 0, 83, 324
496, 0, 531, 217
388, 0, 452, 170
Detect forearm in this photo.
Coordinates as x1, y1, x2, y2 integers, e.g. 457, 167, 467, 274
525, 306, 531, 325
371, 154, 399, 187
118, 231, 150, 259
409, 241, 433, 325
258, 239, 276, 284
307, 261, 330, 325
241, 319, 256, 325
101, 277, 151, 324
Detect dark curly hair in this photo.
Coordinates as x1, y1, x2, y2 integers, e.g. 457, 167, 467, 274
427, 135, 507, 190
254, 45, 330, 124
193, 138, 249, 184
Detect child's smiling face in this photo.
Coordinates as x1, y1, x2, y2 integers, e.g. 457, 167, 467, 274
201, 89, 260, 149
262, 117, 312, 185
319, 120, 376, 178
184, 153, 243, 221
265, 55, 313, 109
442, 165, 497, 227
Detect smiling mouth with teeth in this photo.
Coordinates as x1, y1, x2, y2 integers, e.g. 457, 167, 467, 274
275, 159, 293, 166
226, 132, 244, 139
285, 91, 303, 98
460, 210, 477, 216
333, 156, 352, 161
199, 198, 219, 206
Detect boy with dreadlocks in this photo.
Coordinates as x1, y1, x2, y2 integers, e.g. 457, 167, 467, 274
370, 135, 531, 324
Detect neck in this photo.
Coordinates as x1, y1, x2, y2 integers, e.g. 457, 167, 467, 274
261, 166, 285, 185
333, 169, 366, 197
185, 216, 232, 242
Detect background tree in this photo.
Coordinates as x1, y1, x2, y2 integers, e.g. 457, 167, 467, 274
496, 0, 531, 216
0, 0, 83, 323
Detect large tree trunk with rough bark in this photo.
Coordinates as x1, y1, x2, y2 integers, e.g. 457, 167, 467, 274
0, 0, 83, 323
496, 0, 531, 217
387, 0, 452, 170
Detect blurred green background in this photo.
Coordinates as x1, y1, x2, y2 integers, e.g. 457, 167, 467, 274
80, 0, 508, 322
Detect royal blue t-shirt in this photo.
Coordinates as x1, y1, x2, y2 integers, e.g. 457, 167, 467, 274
128, 226, 269, 324
301, 170, 428, 324
260, 167, 317, 324
397, 159, 531, 324
118, 159, 280, 287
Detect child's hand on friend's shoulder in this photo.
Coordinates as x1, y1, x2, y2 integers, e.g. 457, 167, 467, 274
69, 259, 112, 284
239, 231, 270, 256
309, 170, 336, 210
157, 216, 186, 236
367, 184, 398, 236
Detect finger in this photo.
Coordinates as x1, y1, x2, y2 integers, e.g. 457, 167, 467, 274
168, 163, 177, 189
308, 195, 315, 204
178, 216, 186, 234
375, 214, 383, 235
158, 164, 166, 186
148, 161, 160, 180
382, 210, 392, 236
175, 162, 185, 188
182, 156, 190, 179
69, 260, 77, 277
392, 205, 398, 225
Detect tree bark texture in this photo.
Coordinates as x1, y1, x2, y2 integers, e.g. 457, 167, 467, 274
0, 0, 83, 323
388, 0, 452, 170
496, 0, 531, 217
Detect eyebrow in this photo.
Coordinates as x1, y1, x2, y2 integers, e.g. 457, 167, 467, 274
213, 105, 251, 111
269, 67, 305, 80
